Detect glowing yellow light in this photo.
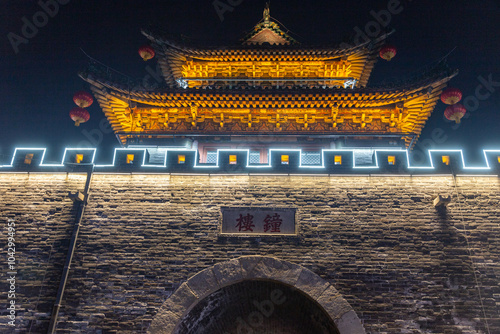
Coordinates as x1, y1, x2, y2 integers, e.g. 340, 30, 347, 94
182, 60, 353, 82
229, 155, 237, 164
497, 156, 500, 164
75, 154, 84, 164
178, 155, 186, 164
104, 52, 443, 148
125, 104, 411, 135
24, 153, 34, 165
334, 155, 342, 165
442, 156, 450, 165
126, 154, 134, 164
388, 156, 396, 165
281, 155, 289, 165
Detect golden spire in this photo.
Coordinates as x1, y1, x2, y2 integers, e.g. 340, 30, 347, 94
263, 2, 270, 23
242, 1, 297, 45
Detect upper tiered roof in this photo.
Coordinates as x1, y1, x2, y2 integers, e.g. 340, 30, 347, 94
79, 5, 457, 148
141, 5, 391, 90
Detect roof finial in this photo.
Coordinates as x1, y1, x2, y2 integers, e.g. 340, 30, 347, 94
263, 2, 270, 23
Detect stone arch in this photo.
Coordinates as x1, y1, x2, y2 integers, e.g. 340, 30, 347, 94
148, 256, 365, 334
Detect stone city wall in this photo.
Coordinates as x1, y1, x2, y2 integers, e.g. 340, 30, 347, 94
0, 173, 498, 333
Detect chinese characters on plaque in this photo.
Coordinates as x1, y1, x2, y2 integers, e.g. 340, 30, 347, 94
221, 208, 296, 235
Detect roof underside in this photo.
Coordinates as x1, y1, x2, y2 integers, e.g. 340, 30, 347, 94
141, 29, 393, 89
80, 61, 457, 148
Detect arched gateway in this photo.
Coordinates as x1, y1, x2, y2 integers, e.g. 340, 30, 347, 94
148, 256, 365, 334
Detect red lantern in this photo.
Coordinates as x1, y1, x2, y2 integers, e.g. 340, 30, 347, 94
73, 91, 93, 108
444, 104, 466, 124
379, 45, 397, 61
138, 45, 155, 61
440, 87, 462, 105
69, 107, 90, 126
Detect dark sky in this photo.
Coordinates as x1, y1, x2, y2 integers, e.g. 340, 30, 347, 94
1, 0, 499, 164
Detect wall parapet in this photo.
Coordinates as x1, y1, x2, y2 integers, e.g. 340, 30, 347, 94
1, 147, 500, 175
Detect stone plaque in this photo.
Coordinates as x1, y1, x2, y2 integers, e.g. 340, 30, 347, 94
220, 207, 296, 236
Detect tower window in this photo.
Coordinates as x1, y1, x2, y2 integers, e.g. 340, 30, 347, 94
24, 154, 34, 165
301, 152, 321, 165
249, 151, 260, 164
206, 151, 217, 164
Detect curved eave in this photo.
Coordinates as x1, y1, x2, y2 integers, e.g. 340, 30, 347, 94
156, 49, 177, 88
83, 69, 457, 108
79, 72, 132, 145
80, 66, 457, 148
142, 29, 392, 59
142, 29, 392, 87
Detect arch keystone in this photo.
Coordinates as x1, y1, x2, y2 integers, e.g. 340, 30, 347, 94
242, 256, 302, 286
238, 255, 264, 277
213, 258, 243, 286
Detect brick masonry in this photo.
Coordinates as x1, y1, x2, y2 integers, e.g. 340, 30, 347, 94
0, 173, 499, 333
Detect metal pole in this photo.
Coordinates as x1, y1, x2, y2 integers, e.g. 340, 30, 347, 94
47, 166, 93, 334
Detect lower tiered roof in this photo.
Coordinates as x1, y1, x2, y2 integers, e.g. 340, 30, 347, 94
80, 60, 457, 148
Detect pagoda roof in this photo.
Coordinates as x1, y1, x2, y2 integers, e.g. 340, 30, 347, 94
80, 59, 457, 147
140, 4, 394, 89
142, 28, 391, 89
79, 5, 458, 149
82, 67, 456, 111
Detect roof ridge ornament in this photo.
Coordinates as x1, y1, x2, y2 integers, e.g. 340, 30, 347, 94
263, 2, 270, 24
243, 2, 297, 45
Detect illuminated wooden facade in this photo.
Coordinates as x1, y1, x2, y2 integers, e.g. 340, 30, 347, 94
80, 7, 457, 149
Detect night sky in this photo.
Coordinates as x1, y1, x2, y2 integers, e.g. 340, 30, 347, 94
1, 0, 499, 164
